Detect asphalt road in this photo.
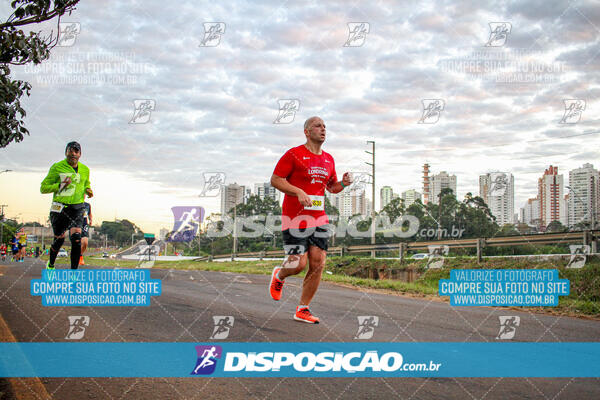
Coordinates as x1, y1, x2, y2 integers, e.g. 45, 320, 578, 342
1, 258, 599, 400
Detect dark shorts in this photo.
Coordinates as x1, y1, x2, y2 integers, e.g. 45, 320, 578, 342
282, 225, 330, 254
17, 243, 24, 250
50, 203, 85, 237
11, 248, 18, 255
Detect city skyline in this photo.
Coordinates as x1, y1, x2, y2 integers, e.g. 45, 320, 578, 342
3, 161, 599, 235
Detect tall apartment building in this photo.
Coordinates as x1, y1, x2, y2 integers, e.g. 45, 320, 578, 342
380, 186, 393, 211
479, 172, 514, 225
567, 163, 599, 228
521, 198, 541, 227
220, 183, 246, 215
429, 171, 457, 205
329, 190, 368, 217
538, 165, 565, 229
423, 164, 431, 205
402, 189, 422, 208
254, 182, 280, 202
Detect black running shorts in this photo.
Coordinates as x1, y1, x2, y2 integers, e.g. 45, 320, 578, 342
282, 225, 330, 254
50, 203, 85, 237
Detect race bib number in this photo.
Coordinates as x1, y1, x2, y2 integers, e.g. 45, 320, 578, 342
304, 195, 325, 211
50, 202, 64, 213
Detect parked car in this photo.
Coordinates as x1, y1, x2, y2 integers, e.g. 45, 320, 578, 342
57, 249, 68, 257
410, 253, 429, 260
102, 252, 109, 258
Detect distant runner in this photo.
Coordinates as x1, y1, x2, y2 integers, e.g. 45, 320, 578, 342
9, 235, 18, 262
0, 243, 6, 261
79, 201, 92, 265
16, 228, 27, 262
269, 116, 352, 323
40, 141, 93, 270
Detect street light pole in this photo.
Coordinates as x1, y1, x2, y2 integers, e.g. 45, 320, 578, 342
232, 201, 237, 259
365, 141, 375, 258
0, 205, 7, 243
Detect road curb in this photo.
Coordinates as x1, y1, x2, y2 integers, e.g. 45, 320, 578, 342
0, 307, 53, 399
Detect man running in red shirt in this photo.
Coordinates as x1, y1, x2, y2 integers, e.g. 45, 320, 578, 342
269, 116, 352, 323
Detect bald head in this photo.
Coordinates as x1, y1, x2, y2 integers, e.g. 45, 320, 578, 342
304, 116, 322, 131
303, 116, 326, 147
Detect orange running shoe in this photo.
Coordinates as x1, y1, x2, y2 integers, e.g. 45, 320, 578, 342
79, 255, 85, 265
294, 306, 320, 324
269, 267, 284, 300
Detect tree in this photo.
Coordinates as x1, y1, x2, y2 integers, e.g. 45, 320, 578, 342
228, 195, 281, 217
380, 197, 404, 222
546, 220, 567, 233
99, 219, 143, 247
1, 0, 80, 147
497, 224, 519, 236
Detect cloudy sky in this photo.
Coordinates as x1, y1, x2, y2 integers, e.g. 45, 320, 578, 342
1, 0, 599, 234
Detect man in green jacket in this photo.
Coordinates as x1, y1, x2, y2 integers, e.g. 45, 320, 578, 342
40, 141, 93, 270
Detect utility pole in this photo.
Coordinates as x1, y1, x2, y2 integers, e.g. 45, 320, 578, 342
438, 191, 443, 240
231, 203, 237, 261
0, 205, 7, 243
366, 141, 375, 258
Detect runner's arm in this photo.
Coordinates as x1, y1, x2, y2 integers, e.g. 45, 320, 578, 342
270, 174, 303, 197
326, 172, 352, 194
270, 174, 311, 206
327, 181, 343, 193
40, 165, 60, 193
84, 168, 93, 197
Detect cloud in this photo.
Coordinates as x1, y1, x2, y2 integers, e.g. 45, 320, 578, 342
2, 0, 599, 220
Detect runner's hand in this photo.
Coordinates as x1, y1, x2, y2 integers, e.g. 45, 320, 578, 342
85, 188, 94, 198
342, 172, 353, 187
297, 190, 312, 207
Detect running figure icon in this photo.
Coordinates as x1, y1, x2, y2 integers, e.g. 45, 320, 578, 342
193, 346, 218, 373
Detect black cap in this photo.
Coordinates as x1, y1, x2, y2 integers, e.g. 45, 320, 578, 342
65, 141, 81, 152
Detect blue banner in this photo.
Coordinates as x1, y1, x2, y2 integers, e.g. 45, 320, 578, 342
1, 342, 599, 377
30, 269, 161, 307
439, 269, 569, 306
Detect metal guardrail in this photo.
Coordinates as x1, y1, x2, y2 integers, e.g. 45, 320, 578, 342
205, 230, 599, 261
